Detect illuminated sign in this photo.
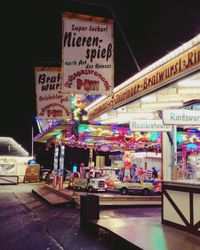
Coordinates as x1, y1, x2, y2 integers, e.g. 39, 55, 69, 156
162, 109, 200, 125
62, 12, 114, 96
130, 120, 172, 131
89, 44, 200, 119
35, 66, 72, 120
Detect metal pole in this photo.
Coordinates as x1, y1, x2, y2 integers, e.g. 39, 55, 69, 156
173, 125, 177, 166
31, 126, 34, 157
59, 143, 65, 190
53, 144, 59, 188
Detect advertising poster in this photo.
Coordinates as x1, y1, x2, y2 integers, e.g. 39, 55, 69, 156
62, 12, 114, 95
35, 66, 72, 121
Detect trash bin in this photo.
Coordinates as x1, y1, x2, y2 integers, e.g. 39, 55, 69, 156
80, 194, 99, 229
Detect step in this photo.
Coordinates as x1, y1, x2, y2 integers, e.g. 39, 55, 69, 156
32, 186, 71, 205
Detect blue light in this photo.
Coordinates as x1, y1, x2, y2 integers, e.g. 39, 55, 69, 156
126, 129, 132, 135
72, 164, 77, 173
186, 143, 198, 150
113, 129, 118, 134
28, 159, 36, 165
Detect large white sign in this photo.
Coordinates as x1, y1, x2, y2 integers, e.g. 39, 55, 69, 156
35, 67, 72, 120
62, 12, 114, 95
162, 109, 200, 125
130, 120, 172, 131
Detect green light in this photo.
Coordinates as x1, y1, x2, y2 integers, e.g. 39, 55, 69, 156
149, 226, 168, 250
71, 95, 75, 110
78, 124, 91, 133
56, 132, 62, 140
177, 132, 184, 145
149, 132, 159, 141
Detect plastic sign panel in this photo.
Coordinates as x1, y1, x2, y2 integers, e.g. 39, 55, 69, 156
130, 119, 172, 131
162, 109, 200, 125
35, 66, 72, 121
62, 12, 114, 95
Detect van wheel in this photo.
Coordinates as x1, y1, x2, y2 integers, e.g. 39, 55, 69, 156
143, 188, 150, 196
120, 187, 128, 195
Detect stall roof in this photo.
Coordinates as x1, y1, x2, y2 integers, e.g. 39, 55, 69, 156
0, 137, 30, 156
33, 125, 69, 143
90, 72, 200, 125
86, 34, 200, 123
33, 122, 162, 152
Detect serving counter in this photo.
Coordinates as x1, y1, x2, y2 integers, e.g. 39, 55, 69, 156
162, 180, 200, 236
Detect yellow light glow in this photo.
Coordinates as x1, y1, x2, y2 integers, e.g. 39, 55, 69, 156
141, 95, 157, 102
178, 88, 200, 94
178, 79, 200, 87
141, 102, 183, 109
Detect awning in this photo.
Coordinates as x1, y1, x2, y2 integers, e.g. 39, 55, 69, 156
33, 125, 69, 143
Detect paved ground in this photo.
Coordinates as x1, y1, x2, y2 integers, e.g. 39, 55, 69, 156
0, 183, 162, 250
0, 183, 110, 250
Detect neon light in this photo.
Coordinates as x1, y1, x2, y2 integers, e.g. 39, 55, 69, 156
187, 143, 198, 150
149, 132, 160, 142
78, 124, 91, 133
177, 133, 184, 145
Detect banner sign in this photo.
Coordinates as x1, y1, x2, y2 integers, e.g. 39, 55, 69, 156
35, 66, 72, 120
61, 12, 114, 95
130, 119, 172, 131
162, 109, 200, 125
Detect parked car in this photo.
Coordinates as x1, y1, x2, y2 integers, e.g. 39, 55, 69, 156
113, 179, 155, 195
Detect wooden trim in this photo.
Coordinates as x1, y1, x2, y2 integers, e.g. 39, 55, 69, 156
62, 11, 113, 24
163, 189, 189, 226
162, 182, 200, 236
35, 66, 61, 72
190, 192, 194, 227
0, 175, 18, 184
163, 183, 200, 194
194, 220, 200, 230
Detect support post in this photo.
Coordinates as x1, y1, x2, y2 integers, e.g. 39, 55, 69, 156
53, 144, 59, 188
89, 147, 93, 168
172, 125, 177, 166
59, 143, 65, 190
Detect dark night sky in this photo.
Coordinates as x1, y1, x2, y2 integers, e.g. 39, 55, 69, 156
1, 0, 200, 165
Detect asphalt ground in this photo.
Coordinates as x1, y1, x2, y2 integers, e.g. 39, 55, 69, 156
0, 183, 161, 250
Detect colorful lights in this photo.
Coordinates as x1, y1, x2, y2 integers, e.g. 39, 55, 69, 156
186, 143, 198, 151
78, 124, 91, 133
71, 95, 76, 110
177, 132, 200, 145
55, 132, 62, 140
149, 132, 160, 142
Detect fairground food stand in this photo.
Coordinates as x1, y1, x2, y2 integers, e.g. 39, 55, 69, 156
85, 34, 200, 236
33, 34, 200, 236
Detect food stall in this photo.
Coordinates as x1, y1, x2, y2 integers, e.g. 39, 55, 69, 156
85, 34, 200, 235
33, 35, 200, 232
